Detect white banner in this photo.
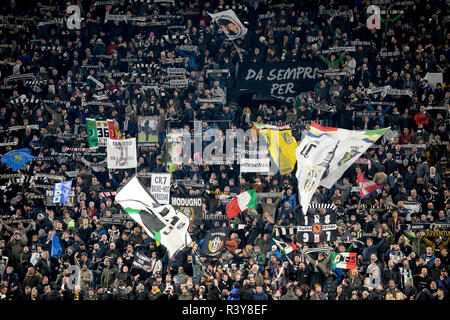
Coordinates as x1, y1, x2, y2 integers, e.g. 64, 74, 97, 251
240, 158, 270, 173
107, 138, 137, 169
320, 127, 390, 188
151, 173, 171, 204
296, 123, 341, 214
208, 9, 248, 40
115, 176, 191, 258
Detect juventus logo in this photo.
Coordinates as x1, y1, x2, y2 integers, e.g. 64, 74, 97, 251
303, 166, 323, 192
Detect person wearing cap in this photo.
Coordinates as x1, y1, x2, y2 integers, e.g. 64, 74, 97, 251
2, 219, 34, 244
160, 283, 178, 301
6, 228, 28, 268
267, 244, 281, 260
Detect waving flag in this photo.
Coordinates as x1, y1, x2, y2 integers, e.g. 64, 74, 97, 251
86, 118, 117, 148
52, 180, 73, 204
51, 233, 63, 258
254, 123, 297, 175
226, 189, 257, 219
208, 9, 248, 40
358, 173, 383, 199
115, 176, 191, 258
86, 118, 98, 149
273, 238, 298, 255
1, 148, 35, 170
320, 127, 390, 188
296, 122, 341, 215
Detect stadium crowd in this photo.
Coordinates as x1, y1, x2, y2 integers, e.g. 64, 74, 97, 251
0, 0, 449, 301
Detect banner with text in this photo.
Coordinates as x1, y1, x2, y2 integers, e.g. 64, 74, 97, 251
171, 197, 202, 224
106, 138, 137, 169
151, 173, 171, 204
236, 61, 322, 104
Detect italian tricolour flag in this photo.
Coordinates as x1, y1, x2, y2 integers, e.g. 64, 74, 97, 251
273, 238, 298, 255
226, 189, 257, 219
330, 252, 357, 269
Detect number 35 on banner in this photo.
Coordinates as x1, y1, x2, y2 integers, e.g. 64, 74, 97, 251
366, 5, 381, 30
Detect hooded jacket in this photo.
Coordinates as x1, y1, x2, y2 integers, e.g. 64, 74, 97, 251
281, 288, 298, 300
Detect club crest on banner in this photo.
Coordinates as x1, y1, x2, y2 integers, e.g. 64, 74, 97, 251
282, 132, 293, 144
303, 166, 323, 192
312, 223, 322, 234
208, 236, 224, 253
180, 206, 194, 220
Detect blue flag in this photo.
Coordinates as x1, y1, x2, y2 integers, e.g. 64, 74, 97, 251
52, 180, 73, 204
51, 233, 62, 258
0, 148, 35, 170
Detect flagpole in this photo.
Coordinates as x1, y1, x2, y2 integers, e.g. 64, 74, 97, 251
230, 39, 243, 63
211, 17, 243, 63
191, 243, 222, 296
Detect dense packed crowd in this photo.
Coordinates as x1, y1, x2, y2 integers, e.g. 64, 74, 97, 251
0, 0, 449, 301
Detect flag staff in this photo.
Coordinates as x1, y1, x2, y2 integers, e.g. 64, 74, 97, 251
230, 39, 243, 63
191, 242, 223, 297
210, 15, 244, 63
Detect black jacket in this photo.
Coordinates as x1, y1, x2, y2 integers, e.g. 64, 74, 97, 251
230, 284, 254, 301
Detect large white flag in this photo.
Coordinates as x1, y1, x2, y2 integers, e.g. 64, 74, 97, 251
296, 122, 342, 215
208, 9, 248, 40
319, 127, 390, 188
107, 138, 137, 169
115, 176, 192, 258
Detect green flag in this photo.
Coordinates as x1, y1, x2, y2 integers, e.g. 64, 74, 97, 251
86, 118, 98, 149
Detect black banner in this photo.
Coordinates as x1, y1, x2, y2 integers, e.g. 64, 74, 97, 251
171, 197, 202, 224
235, 61, 322, 105
275, 213, 337, 243
200, 227, 230, 258
132, 251, 152, 272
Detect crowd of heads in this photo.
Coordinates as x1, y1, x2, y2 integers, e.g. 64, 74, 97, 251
0, 0, 449, 301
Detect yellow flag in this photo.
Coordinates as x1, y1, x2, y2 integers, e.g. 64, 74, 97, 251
254, 123, 297, 175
